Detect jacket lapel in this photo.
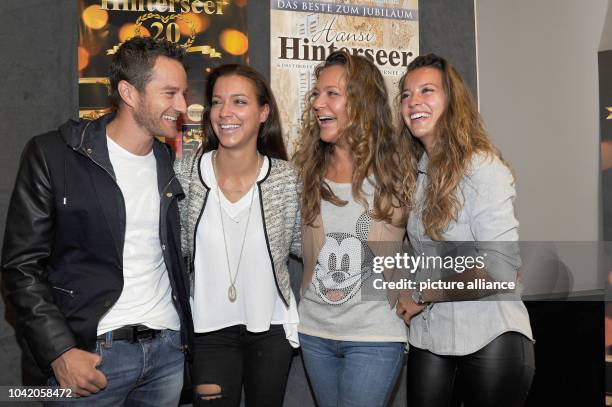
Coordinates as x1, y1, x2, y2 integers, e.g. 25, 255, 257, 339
154, 141, 184, 211
78, 117, 125, 259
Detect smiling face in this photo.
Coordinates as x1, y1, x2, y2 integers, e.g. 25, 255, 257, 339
401, 67, 447, 153
133, 56, 188, 138
209, 74, 269, 152
311, 65, 349, 145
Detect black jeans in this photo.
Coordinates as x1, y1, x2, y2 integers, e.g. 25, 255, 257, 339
407, 332, 535, 407
192, 324, 293, 407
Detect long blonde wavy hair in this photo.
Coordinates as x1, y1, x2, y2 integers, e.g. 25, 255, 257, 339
293, 51, 414, 227
400, 53, 509, 240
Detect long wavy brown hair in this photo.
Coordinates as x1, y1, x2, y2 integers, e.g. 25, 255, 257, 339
399, 53, 508, 240
294, 51, 414, 226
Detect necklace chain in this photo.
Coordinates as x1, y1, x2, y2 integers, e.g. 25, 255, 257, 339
212, 151, 262, 302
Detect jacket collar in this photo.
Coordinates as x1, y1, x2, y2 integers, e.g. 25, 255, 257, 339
153, 138, 183, 197
418, 152, 429, 174
60, 112, 117, 178
59, 112, 183, 197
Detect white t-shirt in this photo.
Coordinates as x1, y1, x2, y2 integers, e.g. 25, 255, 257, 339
191, 151, 299, 347
97, 136, 180, 335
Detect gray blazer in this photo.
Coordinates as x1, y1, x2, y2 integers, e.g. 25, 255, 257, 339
175, 149, 302, 307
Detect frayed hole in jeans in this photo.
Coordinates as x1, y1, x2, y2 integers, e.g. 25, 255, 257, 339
196, 383, 223, 401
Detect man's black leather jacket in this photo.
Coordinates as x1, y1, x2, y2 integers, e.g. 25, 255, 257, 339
1, 113, 193, 372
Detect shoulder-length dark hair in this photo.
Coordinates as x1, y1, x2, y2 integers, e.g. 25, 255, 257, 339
201, 64, 287, 160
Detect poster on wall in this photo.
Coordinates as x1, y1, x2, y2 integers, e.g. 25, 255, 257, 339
270, 0, 419, 153
78, 0, 249, 156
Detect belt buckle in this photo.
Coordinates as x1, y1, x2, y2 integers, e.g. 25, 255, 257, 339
131, 325, 155, 342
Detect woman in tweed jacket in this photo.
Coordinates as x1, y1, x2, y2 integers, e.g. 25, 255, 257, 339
175, 64, 301, 407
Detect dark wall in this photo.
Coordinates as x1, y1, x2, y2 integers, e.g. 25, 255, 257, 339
0, 0, 78, 386
525, 301, 604, 406
418, 0, 477, 98
0, 0, 78, 249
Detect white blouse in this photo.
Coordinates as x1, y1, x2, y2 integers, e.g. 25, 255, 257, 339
191, 152, 299, 347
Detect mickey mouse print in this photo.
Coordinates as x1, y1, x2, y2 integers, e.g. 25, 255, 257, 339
313, 211, 374, 305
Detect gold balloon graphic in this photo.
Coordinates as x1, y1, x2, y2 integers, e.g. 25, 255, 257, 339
78, 47, 90, 71
220, 29, 248, 56
82, 5, 108, 30
178, 13, 209, 36
119, 23, 151, 43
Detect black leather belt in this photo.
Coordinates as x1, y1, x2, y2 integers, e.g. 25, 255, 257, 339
97, 325, 162, 343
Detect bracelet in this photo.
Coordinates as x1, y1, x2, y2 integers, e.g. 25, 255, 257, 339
411, 289, 426, 305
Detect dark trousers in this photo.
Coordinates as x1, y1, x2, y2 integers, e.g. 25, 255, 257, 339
407, 332, 535, 407
192, 324, 293, 407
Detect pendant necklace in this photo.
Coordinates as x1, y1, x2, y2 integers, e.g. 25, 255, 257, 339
213, 150, 262, 302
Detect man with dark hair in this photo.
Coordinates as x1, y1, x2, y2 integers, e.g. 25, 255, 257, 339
108, 35, 186, 108
1, 36, 193, 405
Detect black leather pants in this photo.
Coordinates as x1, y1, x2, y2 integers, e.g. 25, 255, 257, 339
407, 332, 535, 407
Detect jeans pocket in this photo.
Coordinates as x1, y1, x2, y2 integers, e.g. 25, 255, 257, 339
94, 341, 106, 369
166, 330, 183, 352
47, 375, 58, 386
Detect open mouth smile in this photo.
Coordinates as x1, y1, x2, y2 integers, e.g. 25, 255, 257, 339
409, 112, 431, 122
220, 124, 241, 130
317, 115, 336, 126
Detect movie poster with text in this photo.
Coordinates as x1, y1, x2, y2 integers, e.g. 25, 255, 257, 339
78, 0, 249, 156
270, 0, 418, 153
